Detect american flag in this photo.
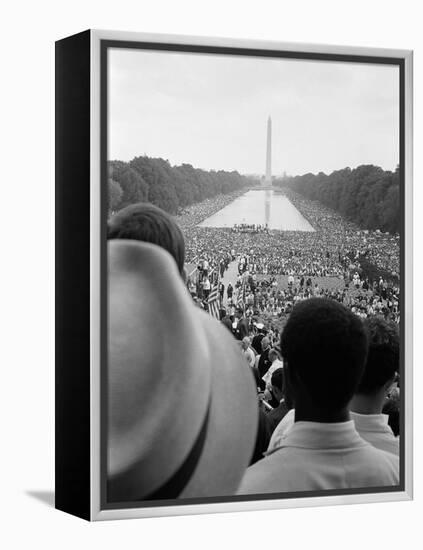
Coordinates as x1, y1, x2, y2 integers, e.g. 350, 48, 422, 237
237, 280, 245, 309
208, 283, 220, 319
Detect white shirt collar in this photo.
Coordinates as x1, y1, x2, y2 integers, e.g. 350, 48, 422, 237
350, 412, 394, 435
267, 420, 367, 453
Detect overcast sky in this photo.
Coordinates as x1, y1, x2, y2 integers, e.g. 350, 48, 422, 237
108, 48, 399, 176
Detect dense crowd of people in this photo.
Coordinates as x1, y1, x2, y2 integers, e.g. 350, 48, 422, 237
183, 191, 399, 278
107, 193, 401, 503
181, 189, 400, 329
231, 223, 269, 234
212, 278, 399, 332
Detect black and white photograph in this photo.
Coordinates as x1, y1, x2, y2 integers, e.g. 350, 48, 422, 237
104, 40, 406, 510
3, 0, 423, 543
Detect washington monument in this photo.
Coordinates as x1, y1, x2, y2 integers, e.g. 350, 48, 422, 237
264, 116, 272, 186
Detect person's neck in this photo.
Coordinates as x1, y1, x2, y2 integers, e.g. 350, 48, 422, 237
295, 404, 350, 423
350, 392, 385, 415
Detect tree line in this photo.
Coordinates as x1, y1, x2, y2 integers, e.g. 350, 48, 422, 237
108, 156, 251, 215
274, 164, 400, 234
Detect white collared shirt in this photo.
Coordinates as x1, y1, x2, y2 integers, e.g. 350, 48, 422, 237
267, 410, 400, 457
238, 420, 399, 495
267, 408, 295, 450
262, 359, 283, 388
350, 412, 399, 456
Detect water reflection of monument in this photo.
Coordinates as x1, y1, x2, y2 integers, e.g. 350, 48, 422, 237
264, 116, 272, 226
265, 189, 271, 227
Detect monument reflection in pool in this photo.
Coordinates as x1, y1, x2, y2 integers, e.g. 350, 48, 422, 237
198, 190, 315, 231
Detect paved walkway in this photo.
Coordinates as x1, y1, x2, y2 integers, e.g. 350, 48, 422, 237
220, 261, 239, 306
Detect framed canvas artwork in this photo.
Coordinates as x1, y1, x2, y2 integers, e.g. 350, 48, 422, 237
55, 29, 413, 521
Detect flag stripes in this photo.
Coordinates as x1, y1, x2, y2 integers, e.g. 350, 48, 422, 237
236, 279, 245, 310
208, 284, 220, 319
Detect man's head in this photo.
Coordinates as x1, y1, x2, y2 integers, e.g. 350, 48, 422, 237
271, 368, 285, 402
241, 336, 250, 351
108, 202, 186, 278
261, 337, 270, 352
280, 298, 368, 413
355, 317, 399, 396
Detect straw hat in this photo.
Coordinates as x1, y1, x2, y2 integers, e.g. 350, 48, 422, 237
108, 240, 258, 502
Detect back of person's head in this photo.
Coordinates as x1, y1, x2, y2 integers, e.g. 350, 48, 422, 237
270, 367, 285, 403
356, 317, 399, 395
252, 333, 264, 354
108, 202, 186, 276
280, 298, 368, 410
271, 368, 284, 393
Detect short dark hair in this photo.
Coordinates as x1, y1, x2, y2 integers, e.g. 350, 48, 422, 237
280, 298, 368, 410
252, 333, 264, 354
356, 317, 399, 395
271, 368, 284, 393
108, 203, 186, 275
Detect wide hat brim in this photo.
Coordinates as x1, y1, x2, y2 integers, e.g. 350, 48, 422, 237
107, 240, 258, 503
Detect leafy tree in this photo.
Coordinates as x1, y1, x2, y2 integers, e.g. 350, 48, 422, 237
275, 164, 400, 233
108, 179, 122, 213
109, 160, 148, 208
108, 156, 251, 215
